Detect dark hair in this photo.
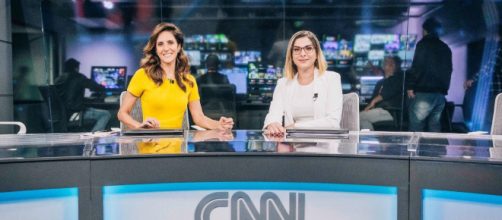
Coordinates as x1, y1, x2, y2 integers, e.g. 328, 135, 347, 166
423, 17, 441, 36
64, 58, 80, 72
140, 22, 193, 92
205, 54, 220, 71
386, 55, 402, 71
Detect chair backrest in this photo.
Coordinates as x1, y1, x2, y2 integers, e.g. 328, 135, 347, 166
119, 91, 189, 130
341, 92, 360, 131
0, 121, 27, 134
491, 93, 502, 135
38, 85, 68, 132
198, 84, 237, 120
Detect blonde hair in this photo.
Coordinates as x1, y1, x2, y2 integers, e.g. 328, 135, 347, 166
140, 22, 193, 92
284, 30, 327, 80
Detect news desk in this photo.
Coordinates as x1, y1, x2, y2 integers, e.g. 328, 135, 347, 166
0, 131, 501, 220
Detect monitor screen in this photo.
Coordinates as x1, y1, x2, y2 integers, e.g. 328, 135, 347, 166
234, 51, 261, 65
368, 50, 385, 60
354, 34, 371, 52
186, 50, 201, 66
201, 52, 231, 64
90, 66, 127, 91
359, 76, 383, 103
400, 34, 417, 50
220, 67, 248, 94
323, 39, 338, 60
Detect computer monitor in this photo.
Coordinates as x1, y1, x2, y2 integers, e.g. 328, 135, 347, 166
185, 50, 201, 66
234, 51, 261, 65
90, 66, 127, 93
359, 76, 383, 104
354, 34, 371, 53
323, 39, 338, 60
368, 50, 385, 60
220, 67, 248, 94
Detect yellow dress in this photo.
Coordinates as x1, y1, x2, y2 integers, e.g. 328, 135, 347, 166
127, 68, 200, 129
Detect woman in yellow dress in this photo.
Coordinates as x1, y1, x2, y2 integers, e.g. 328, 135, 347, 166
118, 23, 234, 130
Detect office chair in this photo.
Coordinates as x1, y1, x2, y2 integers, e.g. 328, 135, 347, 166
198, 84, 237, 121
491, 93, 502, 135
0, 121, 27, 134
372, 107, 403, 131
39, 85, 95, 132
119, 91, 190, 130
340, 93, 360, 131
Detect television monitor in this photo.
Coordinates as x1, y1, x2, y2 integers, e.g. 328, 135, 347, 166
370, 34, 395, 44
398, 50, 415, 61
342, 83, 352, 92
336, 40, 353, 60
323, 37, 338, 60
354, 34, 371, 52
90, 66, 127, 93
368, 50, 385, 60
265, 65, 277, 80
220, 67, 248, 94
354, 56, 368, 67
234, 51, 262, 65
247, 62, 259, 79
384, 37, 400, 52
359, 76, 383, 104
398, 50, 415, 69
201, 52, 231, 65
400, 34, 417, 50
185, 50, 201, 66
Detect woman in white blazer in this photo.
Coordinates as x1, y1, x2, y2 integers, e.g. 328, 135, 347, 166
264, 30, 343, 136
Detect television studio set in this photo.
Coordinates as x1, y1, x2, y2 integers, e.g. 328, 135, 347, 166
1, 0, 502, 220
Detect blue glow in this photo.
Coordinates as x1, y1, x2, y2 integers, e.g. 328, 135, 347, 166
470, 1, 499, 131
423, 189, 502, 204
0, 188, 78, 203
423, 189, 502, 220
104, 181, 396, 195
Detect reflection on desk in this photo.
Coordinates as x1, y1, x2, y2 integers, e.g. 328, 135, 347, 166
1, 131, 502, 163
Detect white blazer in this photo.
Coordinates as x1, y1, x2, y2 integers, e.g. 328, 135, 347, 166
263, 69, 343, 129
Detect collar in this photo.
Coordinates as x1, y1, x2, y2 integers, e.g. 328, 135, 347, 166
293, 68, 320, 81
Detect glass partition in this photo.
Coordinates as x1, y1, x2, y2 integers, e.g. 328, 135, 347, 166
9, 0, 502, 133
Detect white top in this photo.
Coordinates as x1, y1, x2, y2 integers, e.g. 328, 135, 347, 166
263, 69, 343, 129
291, 81, 315, 124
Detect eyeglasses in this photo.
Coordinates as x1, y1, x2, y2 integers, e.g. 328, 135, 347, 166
292, 45, 315, 55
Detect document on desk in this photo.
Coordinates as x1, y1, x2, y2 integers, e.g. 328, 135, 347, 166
286, 128, 349, 139
121, 128, 184, 136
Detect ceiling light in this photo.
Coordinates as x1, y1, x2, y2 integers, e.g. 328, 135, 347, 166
103, 1, 114, 10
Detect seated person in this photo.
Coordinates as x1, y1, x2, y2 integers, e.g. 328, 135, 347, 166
117, 22, 234, 130
196, 54, 230, 85
263, 30, 343, 136
360, 56, 404, 130
55, 58, 111, 132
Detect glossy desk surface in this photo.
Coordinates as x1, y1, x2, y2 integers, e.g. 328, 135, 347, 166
0, 130, 501, 164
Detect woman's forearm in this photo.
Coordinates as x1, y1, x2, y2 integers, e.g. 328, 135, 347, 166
117, 111, 142, 129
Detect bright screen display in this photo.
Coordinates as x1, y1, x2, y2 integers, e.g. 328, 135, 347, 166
90, 66, 127, 90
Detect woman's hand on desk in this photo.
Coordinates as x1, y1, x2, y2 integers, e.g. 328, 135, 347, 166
217, 117, 234, 130
138, 117, 160, 129
264, 122, 286, 136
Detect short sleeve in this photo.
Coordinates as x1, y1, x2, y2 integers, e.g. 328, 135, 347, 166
187, 74, 200, 102
127, 69, 147, 97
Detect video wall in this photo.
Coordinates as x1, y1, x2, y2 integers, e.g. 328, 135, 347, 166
185, 33, 417, 104
184, 34, 282, 103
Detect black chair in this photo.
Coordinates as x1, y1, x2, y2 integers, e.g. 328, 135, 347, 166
38, 85, 95, 132
440, 99, 455, 132
373, 107, 403, 131
198, 84, 237, 122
